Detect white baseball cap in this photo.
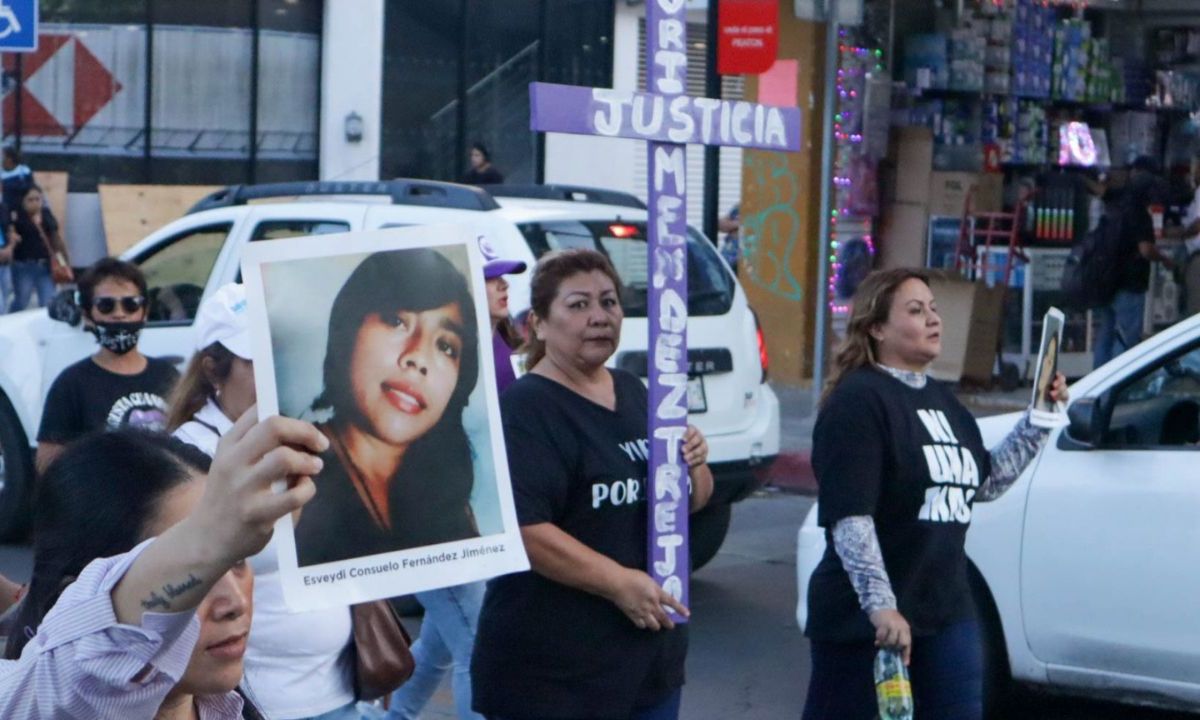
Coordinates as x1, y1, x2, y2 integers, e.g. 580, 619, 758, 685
194, 283, 251, 360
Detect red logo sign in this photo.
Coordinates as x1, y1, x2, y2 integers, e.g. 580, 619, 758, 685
717, 0, 779, 75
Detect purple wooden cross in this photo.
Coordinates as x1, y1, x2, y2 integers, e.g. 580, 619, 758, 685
529, 0, 801, 621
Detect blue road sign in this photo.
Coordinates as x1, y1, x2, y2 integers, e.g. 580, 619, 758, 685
0, 0, 37, 53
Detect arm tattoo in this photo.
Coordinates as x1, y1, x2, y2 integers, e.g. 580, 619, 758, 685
139, 573, 202, 611
977, 413, 1049, 502
832, 516, 897, 614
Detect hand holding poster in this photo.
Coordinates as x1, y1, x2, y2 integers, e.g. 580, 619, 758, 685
241, 225, 528, 611
1030, 307, 1069, 428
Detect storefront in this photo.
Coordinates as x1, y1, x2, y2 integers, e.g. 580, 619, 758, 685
817, 0, 1200, 383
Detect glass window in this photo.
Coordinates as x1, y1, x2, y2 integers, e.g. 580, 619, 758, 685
516, 220, 734, 317
381, 2, 464, 181
135, 223, 231, 324
250, 220, 351, 241
462, 0, 539, 184
1107, 344, 1200, 447
17, 1, 322, 189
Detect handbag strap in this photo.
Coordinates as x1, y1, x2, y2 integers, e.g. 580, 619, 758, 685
32, 216, 56, 261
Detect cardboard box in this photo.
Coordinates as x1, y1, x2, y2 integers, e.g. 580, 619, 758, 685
889, 127, 934, 205
878, 202, 929, 270
928, 171, 1003, 217
926, 271, 1006, 384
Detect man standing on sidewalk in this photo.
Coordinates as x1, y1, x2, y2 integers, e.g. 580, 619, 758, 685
1093, 157, 1176, 368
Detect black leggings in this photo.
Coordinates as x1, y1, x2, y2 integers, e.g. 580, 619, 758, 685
801, 620, 984, 720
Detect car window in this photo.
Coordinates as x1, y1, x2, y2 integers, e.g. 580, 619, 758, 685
136, 223, 231, 325
1106, 343, 1200, 447
250, 220, 351, 241
516, 221, 735, 317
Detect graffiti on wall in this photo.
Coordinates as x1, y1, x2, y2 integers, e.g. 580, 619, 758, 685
741, 153, 805, 303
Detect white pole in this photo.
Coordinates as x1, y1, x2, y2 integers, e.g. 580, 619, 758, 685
811, 0, 839, 407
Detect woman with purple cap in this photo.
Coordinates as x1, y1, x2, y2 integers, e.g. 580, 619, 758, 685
481, 236, 528, 394
168, 284, 363, 720
385, 237, 527, 720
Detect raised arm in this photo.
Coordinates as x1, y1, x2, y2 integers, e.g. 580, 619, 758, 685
0, 412, 326, 718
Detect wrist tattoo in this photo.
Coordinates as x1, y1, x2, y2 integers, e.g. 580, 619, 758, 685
140, 573, 203, 611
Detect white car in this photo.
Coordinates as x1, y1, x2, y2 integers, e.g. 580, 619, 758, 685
796, 314, 1200, 715
0, 180, 779, 563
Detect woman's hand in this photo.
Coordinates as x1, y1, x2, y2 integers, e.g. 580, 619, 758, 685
683, 425, 714, 512
682, 425, 708, 468
1047, 372, 1069, 404
869, 608, 912, 666
112, 410, 328, 624
607, 566, 689, 632
195, 408, 328, 566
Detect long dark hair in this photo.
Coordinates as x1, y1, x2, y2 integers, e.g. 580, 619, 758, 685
312, 248, 479, 512
5, 430, 211, 660
822, 268, 931, 406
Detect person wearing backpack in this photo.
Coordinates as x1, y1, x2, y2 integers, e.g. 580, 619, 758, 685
1092, 157, 1176, 368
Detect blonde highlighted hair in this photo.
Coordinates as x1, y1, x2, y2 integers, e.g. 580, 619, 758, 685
821, 268, 931, 406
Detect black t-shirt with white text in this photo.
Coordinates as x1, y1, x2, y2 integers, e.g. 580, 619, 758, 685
807, 367, 991, 642
471, 370, 687, 719
38, 357, 179, 444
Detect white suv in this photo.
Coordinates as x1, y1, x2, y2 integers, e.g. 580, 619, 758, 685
0, 180, 779, 562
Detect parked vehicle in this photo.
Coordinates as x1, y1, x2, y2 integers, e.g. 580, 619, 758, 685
0, 180, 779, 568
796, 313, 1200, 715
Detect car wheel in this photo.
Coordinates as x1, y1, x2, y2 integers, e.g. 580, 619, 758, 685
968, 565, 1025, 719
690, 501, 732, 571
0, 394, 33, 542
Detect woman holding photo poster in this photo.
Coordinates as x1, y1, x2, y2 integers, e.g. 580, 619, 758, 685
169, 284, 363, 720
471, 249, 714, 720
295, 248, 481, 568
802, 269, 1069, 720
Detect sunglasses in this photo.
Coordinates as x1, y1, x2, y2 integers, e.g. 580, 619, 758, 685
91, 295, 147, 315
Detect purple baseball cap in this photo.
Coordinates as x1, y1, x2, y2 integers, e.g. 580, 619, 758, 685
478, 234, 527, 279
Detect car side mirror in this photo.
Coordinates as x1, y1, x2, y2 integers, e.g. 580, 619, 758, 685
1065, 397, 1104, 447
46, 288, 82, 327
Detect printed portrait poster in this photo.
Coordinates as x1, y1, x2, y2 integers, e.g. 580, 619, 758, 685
1030, 307, 1068, 429
241, 225, 529, 612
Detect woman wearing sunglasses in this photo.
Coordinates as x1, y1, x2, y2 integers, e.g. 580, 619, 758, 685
35, 257, 179, 472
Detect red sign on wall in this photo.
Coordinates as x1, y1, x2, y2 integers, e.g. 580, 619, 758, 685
717, 0, 779, 75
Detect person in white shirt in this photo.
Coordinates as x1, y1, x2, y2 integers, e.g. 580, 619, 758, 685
168, 283, 364, 720
0, 411, 329, 719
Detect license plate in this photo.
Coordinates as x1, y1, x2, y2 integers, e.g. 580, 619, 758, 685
687, 376, 707, 413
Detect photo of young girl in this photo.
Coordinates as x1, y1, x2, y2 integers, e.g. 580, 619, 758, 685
242, 227, 527, 611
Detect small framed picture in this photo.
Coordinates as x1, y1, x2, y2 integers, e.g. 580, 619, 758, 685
1030, 307, 1068, 428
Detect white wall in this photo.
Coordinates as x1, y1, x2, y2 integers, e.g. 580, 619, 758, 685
320, 0, 385, 181
543, 2, 641, 192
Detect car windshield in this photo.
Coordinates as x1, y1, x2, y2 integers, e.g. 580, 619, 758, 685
515, 220, 734, 317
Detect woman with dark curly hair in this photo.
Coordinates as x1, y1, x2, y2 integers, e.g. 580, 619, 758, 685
295, 248, 481, 567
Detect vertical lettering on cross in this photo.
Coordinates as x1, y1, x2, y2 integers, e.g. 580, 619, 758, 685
646, 0, 690, 623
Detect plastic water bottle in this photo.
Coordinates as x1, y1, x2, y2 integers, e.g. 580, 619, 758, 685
874, 648, 914, 720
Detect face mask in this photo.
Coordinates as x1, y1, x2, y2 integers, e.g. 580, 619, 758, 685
90, 320, 144, 355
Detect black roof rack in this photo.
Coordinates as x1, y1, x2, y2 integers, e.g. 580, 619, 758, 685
487, 184, 647, 210
187, 179, 500, 214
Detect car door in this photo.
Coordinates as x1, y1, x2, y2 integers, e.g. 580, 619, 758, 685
1020, 339, 1200, 688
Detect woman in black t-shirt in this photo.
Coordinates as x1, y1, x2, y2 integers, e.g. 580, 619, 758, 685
9, 184, 69, 312
471, 249, 714, 720
802, 269, 1069, 720
293, 249, 481, 566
